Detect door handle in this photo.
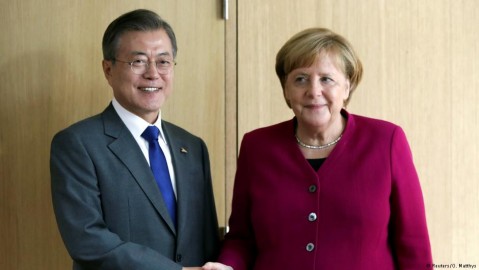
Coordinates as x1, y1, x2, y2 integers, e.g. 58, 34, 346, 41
223, 0, 229, 20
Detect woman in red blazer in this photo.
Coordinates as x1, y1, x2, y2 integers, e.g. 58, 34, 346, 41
204, 28, 432, 270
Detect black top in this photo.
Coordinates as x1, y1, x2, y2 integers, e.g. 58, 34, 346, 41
307, 158, 326, 171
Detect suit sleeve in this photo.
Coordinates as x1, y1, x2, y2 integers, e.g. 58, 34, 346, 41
50, 129, 182, 270
199, 139, 221, 261
389, 127, 433, 269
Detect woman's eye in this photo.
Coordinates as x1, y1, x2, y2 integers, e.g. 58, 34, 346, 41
320, 77, 334, 83
294, 76, 308, 83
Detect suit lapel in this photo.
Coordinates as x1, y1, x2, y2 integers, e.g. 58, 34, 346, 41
102, 104, 176, 234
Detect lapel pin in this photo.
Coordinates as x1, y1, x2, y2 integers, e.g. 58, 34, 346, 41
180, 147, 188, 153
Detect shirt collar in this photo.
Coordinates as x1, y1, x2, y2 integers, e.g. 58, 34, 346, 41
112, 98, 167, 143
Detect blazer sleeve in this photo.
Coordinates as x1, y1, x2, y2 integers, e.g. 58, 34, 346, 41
50, 129, 182, 270
389, 127, 433, 269
218, 133, 257, 270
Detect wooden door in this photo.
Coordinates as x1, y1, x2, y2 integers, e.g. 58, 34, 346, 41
237, 0, 479, 263
0, 1, 226, 269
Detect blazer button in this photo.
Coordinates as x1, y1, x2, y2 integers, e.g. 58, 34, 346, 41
176, 254, 182, 262
306, 243, 315, 252
308, 212, 317, 221
308, 185, 317, 193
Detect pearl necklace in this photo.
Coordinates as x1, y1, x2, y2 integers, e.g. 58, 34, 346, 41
295, 134, 342, 150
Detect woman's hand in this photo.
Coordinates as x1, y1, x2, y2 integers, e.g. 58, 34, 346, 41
202, 262, 233, 270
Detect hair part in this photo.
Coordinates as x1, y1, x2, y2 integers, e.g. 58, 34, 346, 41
102, 9, 178, 62
275, 28, 363, 107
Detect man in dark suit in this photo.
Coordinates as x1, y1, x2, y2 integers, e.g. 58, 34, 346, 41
50, 9, 220, 270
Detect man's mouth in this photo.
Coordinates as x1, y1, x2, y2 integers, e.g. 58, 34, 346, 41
139, 87, 160, 92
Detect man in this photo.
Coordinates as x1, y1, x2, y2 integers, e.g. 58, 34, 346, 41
51, 9, 219, 270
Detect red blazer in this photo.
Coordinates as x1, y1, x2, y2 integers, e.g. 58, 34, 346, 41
219, 111, 432, 270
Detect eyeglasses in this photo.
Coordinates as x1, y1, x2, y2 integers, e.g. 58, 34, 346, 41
114, 58, 176, 75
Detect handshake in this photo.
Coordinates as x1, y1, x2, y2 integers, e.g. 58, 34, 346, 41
184, 263, 233, 270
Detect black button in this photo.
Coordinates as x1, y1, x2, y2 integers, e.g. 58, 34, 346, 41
309, 185, 317, 192
176, 254, 182, 262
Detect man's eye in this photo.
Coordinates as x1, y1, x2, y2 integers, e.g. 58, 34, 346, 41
158, 59, 172, 67
131, 59, 147, 66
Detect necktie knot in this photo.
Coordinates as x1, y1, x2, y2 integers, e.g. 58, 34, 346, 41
142, 126, 160, 142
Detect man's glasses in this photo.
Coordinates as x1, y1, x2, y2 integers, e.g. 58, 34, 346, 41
114, 58, 176, 75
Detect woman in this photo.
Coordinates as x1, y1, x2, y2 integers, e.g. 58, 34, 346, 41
204, 28, 432, 270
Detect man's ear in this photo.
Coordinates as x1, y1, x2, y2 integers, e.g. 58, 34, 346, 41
102, 60, 112, 79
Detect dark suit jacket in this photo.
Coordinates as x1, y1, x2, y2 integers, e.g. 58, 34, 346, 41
219, 110, 432, 270
51, 104, 220, 270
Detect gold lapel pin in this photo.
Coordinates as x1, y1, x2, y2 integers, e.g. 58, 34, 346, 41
180, 147, 188, 153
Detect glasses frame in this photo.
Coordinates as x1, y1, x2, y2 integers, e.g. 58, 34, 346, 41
113, 58, 177, 75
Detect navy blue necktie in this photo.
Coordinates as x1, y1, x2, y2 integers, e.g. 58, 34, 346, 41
141, 126, 177, 227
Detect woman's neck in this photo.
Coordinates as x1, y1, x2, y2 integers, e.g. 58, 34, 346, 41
295, 116, 346, 159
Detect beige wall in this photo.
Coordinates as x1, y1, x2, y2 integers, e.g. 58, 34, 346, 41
1, 0, 478, 269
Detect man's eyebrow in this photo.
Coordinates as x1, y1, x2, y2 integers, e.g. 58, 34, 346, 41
129, 51, 172, 58
130, 51, 147, 56
158, 52, 171, 56
156, 52, 173, 59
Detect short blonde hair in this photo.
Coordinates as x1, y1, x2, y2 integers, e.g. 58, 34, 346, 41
275, 28, 363, 107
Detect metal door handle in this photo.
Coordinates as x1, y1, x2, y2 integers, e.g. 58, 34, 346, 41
223, 0, 229, 20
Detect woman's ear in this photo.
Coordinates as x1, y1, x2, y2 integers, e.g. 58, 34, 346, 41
343, 80, 351, 108
344, 80, 351, 99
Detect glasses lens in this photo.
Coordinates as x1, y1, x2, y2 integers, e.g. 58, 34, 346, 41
127, 59, 175, 75
128, 60, 145, 75
156, 59, 174, 74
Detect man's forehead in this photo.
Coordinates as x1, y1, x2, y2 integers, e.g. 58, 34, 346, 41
117, 30, 173, 54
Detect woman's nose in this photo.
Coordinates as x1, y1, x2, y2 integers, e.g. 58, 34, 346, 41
309, 80, 323, 96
